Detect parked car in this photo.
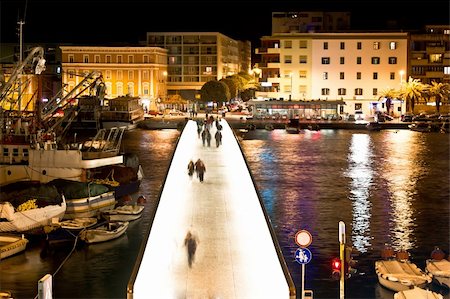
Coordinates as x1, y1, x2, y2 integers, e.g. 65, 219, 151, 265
401, 114, 413, 122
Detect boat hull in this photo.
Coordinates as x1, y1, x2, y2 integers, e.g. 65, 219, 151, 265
64, 191, 116, 219
79, 221, 129, 244
0, 234, 28, 259
102, 205, 144, 222
426, 259, 450, 289
375, 260, 432, 292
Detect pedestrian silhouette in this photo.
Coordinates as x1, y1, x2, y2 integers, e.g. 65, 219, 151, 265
215, 130, 222, 147
206, 129, 212, 147
184, 231, 199, 268
187, 160, 195, 176
201, 129, 207, 146
195, 159, 206, 182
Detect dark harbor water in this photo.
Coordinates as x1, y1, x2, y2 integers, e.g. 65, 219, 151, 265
1, 128, 449, 299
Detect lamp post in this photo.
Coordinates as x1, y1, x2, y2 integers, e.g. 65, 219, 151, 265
289, 72, 293, 100
399, 70, 405, 118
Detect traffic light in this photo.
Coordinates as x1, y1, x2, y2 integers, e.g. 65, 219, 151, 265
331, 257, 341, 280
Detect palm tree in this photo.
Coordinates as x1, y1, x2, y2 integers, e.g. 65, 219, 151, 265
378, 88, 399, 114
398, 76, 426, 113
427, 81, 450, 114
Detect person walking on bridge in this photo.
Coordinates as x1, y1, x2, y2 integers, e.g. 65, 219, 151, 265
215, 130, 222, 148
195, 159, 206, 182
187, 160, 195, 176
184, 231, 199, 268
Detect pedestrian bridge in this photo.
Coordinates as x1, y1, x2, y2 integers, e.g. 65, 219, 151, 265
127, 118, 295, 298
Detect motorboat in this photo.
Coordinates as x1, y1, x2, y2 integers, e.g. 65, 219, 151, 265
0, 234, 28, 259
375, 248, 432, 292
79, 221, 129, 244
425, 247, 450, 289
58, 217, 98, 230
286, 119, 300, 134
100, 96, 145, 130
366, 121, 382, 131
408, 122, 432, 132
102, 204, 145, 222
394, 286, 443, 299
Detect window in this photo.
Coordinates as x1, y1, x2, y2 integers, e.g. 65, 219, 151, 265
340, 57, 345, 64
373, 42, 380, 50
116, 83, 123, 96
83, 55, 89, 63
13, 148, 18, 157
284, 41, 292, 48
69, 70, 75, 79
284, 55, 292, 63
322, 57, 330, 64
429, 54, 443, 63
95, 55, 100, 63
323, 72, 328, 80
299, 85, 307, 94
3, 148, 8, 157
299, 40, 307, 48
355, 103, 362, 110
128, 70, 134, 80
128, 55, 134, 63
299, 70, 307, 78
371, 57, 380, 64
444, 66, 450, 75
340, 42, 345, 50
284, 85, 291, 93
340, 72, 345, 79
143, 71, 148, 80
373, 72, 378, 79
143, 55, 149, 63
373, 88, 378, 96
356, 72, 361, 80
299, 55, 307, 64
321, 88, 330, 95
356, 57, 362, 64
390, 72, 395, 80
127, 82, 134, 96
389, 41, 397, 49
23, 148, 28, 157
68, 55, 74, 63
143, 83, 149, 95
323, 42, 328, 50
105, 70, 111, 80
357, 42, 362, 50
106, 55, 111, 63
338, 88, 346, 95
117, 55, 122, 63
117, 70, 123, 80
355, 88, 363, 96
388, 57, 397, 64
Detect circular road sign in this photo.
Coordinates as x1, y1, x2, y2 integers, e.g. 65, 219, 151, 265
295, 247, 312, 265
295, 230, 312, 248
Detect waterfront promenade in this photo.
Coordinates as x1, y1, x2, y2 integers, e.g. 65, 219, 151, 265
128, 118, 295, 298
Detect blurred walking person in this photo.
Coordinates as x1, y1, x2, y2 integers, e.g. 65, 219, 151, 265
215, 130, 222, 147
184, 231, 199, 268
187, 160, 195, 176
195, 159, 206, 182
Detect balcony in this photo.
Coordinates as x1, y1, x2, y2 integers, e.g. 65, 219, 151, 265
267, 62, 281, 68
426, 71, 444, 78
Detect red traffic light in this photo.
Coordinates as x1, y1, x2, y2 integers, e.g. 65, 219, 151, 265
332, 258, 341, 270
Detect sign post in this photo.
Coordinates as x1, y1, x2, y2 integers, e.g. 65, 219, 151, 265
295, 230, 313, 299
338, 221, 346, 299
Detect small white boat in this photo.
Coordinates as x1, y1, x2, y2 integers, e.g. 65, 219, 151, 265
375, 259, 432, 292
394, 286, 443, 299
0, 234, 28, 259
59, 218, 98, 230
102, 205, 144, 222
0, 197, 66, 233
426, 258, 450, 289
79, 221, 129, 244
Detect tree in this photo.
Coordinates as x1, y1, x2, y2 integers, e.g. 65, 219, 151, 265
220, 78, 238, 101
199, 80, 230, 105
378, 88, 399, 114
398, 76, 426, 113
427, 81, 450, 113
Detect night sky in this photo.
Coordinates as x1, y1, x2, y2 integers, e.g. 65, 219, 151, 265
1, 0, 449, 47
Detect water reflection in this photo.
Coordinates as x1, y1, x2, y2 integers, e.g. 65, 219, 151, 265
346, 134, 373, 253
382, 131, 421, 251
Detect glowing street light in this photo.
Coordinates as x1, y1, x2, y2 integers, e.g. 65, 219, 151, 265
399, 70, 405, 84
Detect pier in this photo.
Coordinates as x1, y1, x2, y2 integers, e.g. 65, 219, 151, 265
127, 118, 295, 298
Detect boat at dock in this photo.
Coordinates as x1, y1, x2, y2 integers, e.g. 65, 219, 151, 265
100, 96, 145, 130
102, 204, 144, 222
394, 287, 443, 299
79, 221, 129, 244
0, 234, 28, 259
425, 247, 450, 289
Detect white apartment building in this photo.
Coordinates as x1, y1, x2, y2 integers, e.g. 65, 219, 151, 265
255, 32, 408, 118
146, 32, 251, 101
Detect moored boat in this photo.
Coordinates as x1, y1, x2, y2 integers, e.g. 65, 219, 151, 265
408, 122, 432, 132
375, 248, 432, 292
100, 96, 145, 130
394, 286, 443, 299
425, 247, 450, 289
0, 234, 28, 259
102, 204, 144, 222
79, 221, 129, 244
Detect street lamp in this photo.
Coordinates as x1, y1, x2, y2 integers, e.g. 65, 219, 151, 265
398, 70, 405, 119
399, 70, 405, 84
289, 72, 293, 100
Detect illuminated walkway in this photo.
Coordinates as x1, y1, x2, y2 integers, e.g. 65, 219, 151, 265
128, 118, 295, 299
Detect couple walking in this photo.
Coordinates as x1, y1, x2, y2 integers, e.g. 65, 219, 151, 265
188, 158, 206, 182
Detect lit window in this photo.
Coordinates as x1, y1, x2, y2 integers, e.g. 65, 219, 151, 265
389, 42, 397, 49
444, 66, 450, 75
323, 72, 328, 80
373, 42, 380, 50
299, 70, 307, 78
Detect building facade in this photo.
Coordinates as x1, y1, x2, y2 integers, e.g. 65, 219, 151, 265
145, 32, 251, 101
59, 46, 168, 111
255, 32, 408, 119
409, 25, 450, 85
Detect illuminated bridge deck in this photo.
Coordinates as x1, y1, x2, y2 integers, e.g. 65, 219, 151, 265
128, 118, 295, 299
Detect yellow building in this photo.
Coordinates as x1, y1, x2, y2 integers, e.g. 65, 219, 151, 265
60, 46, 168, 111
